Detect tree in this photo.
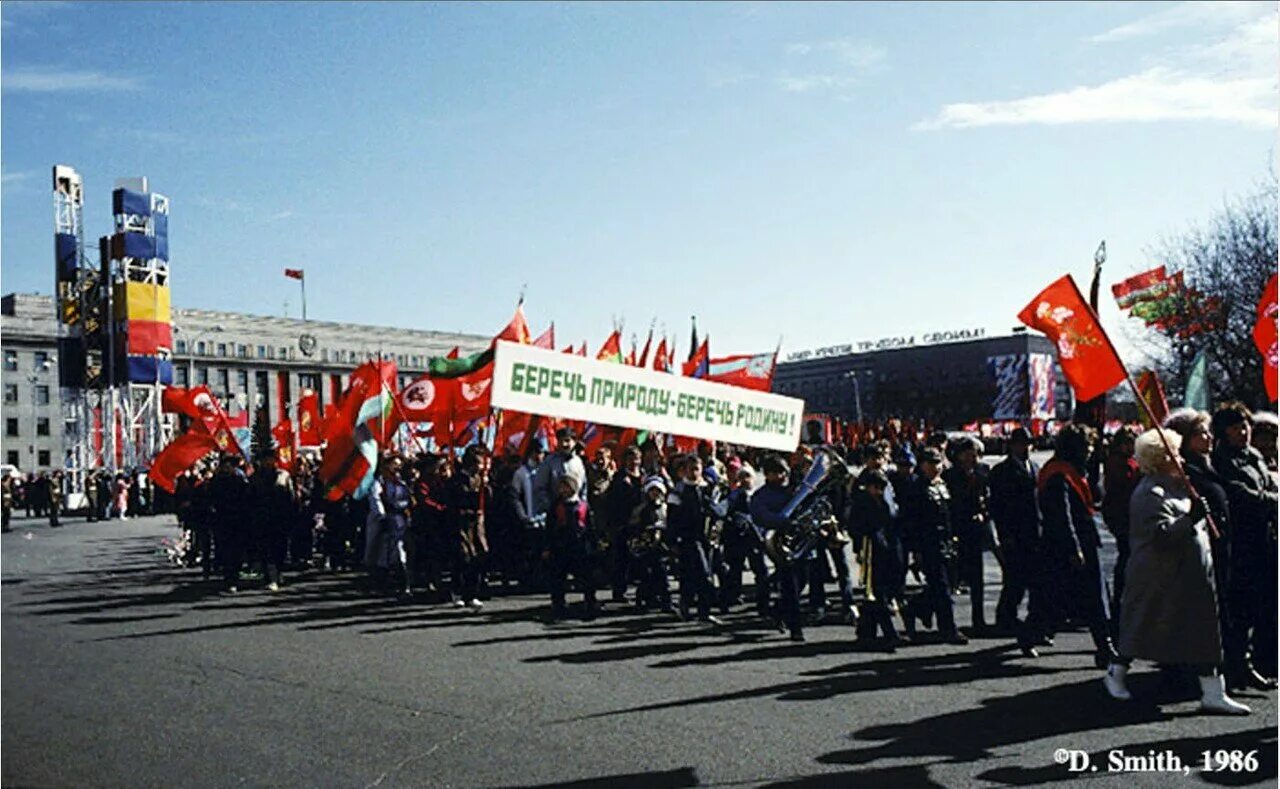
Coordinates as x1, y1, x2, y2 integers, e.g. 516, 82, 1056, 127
251, 407, 273, 461
1129, 182, 1277, 410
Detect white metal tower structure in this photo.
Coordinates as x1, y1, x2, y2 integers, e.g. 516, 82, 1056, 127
53, 165, 94, 496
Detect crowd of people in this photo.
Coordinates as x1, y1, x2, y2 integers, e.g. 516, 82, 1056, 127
8, 404, 1276, 717
1, 468, 145, 532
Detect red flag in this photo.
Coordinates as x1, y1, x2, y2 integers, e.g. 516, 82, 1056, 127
1135, 370, 1170, 428
577, 342, 587, 357
652, 337, 669, 372
562, 344, 574, 354
164, 385, 239, 454
1111, 266, 1167, 309
682, 338, 710, 378
320, 403, 339, 441
1254, 274, 1278, 402
272, 417, 297, 471
533, 324, 556, 350
1018, 275, 1126, 402
706, 352, 775, 391
597, 330, 623, 363
494, 303, 532, 346
284, 268, 304, 280
319, 360, 399, 500
150, 431, 220, 493
297, 390, 322, 446
637, 330, 654, 368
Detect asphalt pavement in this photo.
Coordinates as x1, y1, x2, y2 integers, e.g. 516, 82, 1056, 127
2, 511, 1275, 788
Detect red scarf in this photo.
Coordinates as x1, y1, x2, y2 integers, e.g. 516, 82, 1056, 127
1037, 459, 1096, 514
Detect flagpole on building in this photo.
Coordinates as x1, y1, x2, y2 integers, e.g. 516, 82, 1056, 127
300, 273, 307, 322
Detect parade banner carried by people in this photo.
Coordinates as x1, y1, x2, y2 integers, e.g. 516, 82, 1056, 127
1253, 273, 1277, 402
490, 341, 804, 452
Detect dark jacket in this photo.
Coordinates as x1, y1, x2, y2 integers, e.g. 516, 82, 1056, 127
606, 469, 645, 536
848, 488, 903, 597
667, 480, 725, 544
942, 464, 989, 542
988, 455, 1041, 547
900, 475, 953, 564
1101, 454, 1140, 541
1038, 468, 1099, 559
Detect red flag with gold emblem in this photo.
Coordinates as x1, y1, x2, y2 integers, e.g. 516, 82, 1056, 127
1018, 275, 1127, 402
297, 390, 322, 446
272, 417, 297, 471
1254, 274, 1278, 402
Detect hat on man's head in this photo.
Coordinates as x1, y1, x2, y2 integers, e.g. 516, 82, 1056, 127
1008, 427, 1033, 445
642, 475, 667, 495
918, 447, 945, 465
555, 426, 577, 442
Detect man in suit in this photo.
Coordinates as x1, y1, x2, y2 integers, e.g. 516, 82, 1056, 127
988, 428, 1044, 654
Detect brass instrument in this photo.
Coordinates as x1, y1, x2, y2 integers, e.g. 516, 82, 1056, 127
764, 449, 850, 566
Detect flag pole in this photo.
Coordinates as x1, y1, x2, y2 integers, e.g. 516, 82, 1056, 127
1073, 276, 1220, 539
300, 273, 307, 322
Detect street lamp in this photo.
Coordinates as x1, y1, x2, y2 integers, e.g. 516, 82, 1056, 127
27, 356, 56, 470
174, 324, 224, 388
844, 370, 864, 423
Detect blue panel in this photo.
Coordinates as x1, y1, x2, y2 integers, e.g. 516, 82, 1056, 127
56, 233, 79, 281
156, 234, 169, 262
152, 212, 168, 240
111, 232, 157, 260
113, 188, 152, 218
126, 355, 174, 385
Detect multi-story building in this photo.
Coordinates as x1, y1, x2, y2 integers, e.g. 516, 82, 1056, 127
773, 329, 1073, 427
1, 292, 488, 473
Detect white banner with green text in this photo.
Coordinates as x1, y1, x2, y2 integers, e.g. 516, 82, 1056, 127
491, 341, 804, 452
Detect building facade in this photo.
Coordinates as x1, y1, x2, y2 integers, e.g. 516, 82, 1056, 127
1, 292, 489, 473
773, 331, 1073, 427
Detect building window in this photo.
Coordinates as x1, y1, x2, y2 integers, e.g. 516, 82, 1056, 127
321, 348, 328, 362
217, 343, 228, 357
34, 351, 50, 368
36, 386, 49, 405
175, 366, 189, 387
4, 384, 16, 403
278, 346, 288, 360
4, 352, 16, 372
257, 345, 266, 359
37, 450, 50, 467
217, 369, 230, 396
36, 417, 49, 436
237, 344, 248, 359
5, 418, 17, 437
198, 367, 210, 386
176, 339, 187, 353
196, 340, 206, 355
5, 451, 18, 466
237, 370, 249, 390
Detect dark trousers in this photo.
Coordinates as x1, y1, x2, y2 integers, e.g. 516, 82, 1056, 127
957, 534, 985, 626
1, 507, 10, 532
826, 541, 857, 611
547, 538, 596, 611
193, 524, 213, 577
86, 498, 99, 522
719, 536, 770, 613
995, 541, 1038, 627
1038, 542, 1111, 652
260, 526, 288, 585
609, 532, 631, 598
857, 597, 900, 640
677, 539, 715, 619
214, 525, 245, 588
452, 554, 482, 601
908, 556, 957, 636
633, 552, 671, 608
778, 560, 809, 635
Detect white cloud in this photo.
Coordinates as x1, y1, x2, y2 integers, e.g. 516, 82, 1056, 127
776, 39, 887, 94
2, 171, 34, 184
913, 67, 1273, 129
917, 5, 1277, 130
4, 66, 142, 92
1089, 1, 1267, 43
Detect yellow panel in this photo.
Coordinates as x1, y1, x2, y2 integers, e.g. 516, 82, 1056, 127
114, 282, 171, 323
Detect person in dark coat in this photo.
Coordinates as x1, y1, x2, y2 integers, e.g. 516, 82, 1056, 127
667, 454, 725, 626
988, 427, 1043, 650
605, 445, 645, 603
251, 457, 294, 591
900, 448, 967, 645
719, 466, 770, 617
1100, 428, 1139, 635
751, 454, 804, 640
850, 469, 904, 649
1163, 408, 1254, 688
1212, 404, 1279, 687
1103, 428, 1250, 715
544, 469, 597, 620
942, 437, 992, 630
447, 446, 490, 609
209, 454, 252, 592
1034, 423, 1116, 666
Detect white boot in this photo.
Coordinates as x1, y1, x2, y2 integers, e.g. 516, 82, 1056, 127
1103, 662, 1132, 700
1199, 674, 1251, 715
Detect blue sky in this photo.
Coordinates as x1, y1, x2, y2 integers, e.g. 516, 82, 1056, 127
2, 1, 1275, 362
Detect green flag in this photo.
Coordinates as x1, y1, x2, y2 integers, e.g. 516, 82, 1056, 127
427, 348, 494, 378
1185, 349, 1210, 411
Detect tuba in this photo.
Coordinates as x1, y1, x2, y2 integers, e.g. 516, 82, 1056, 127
764, 449, 850, 566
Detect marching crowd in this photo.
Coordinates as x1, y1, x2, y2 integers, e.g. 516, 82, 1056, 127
8, 403, 1275, 717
